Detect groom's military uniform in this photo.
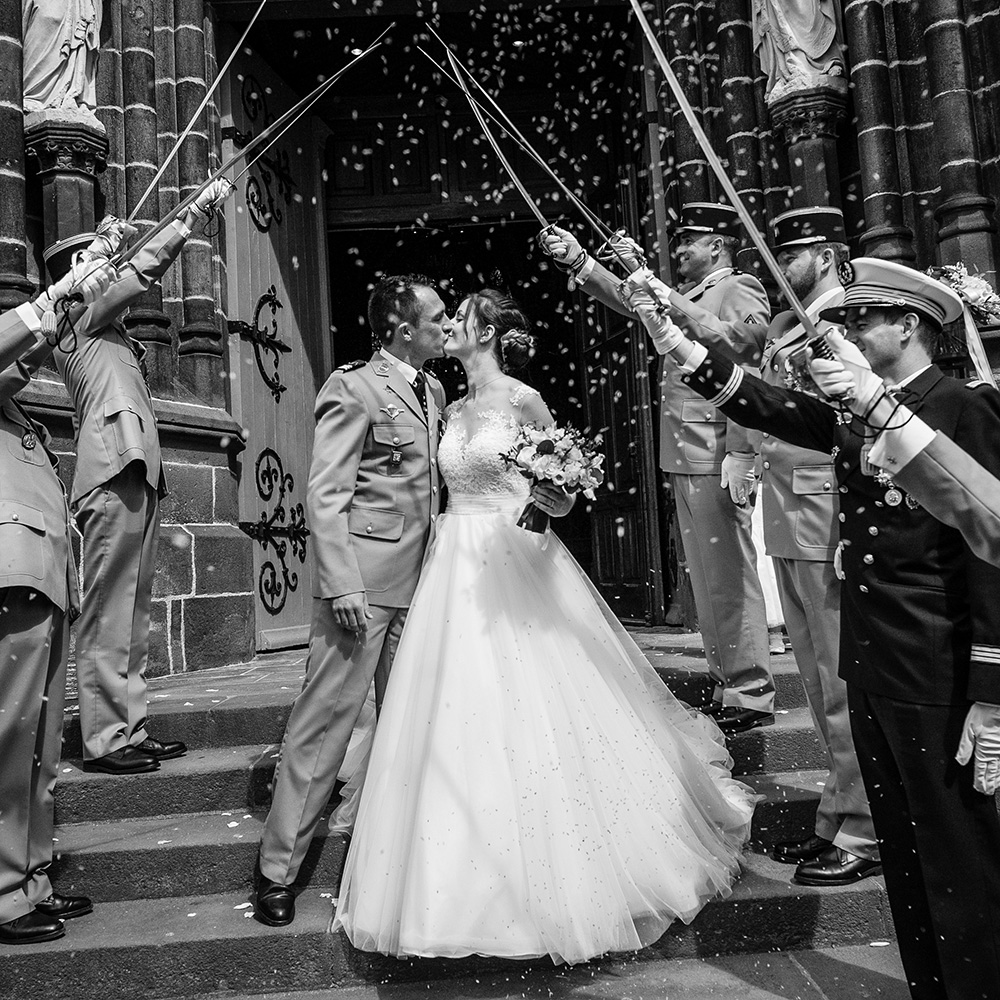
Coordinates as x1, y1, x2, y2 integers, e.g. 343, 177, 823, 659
259, 350, 445, 887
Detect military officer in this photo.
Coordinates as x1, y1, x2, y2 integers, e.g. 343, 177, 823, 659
811, 330, 1000, 576
634, 260, 1000, 1000
42, 179, 235, 776
255, 273, 450, 927
0, 257, 113, 945
540, 203, 774, 733
619, 208, 879, 885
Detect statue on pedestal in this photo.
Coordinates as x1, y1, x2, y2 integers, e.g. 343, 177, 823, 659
752, 0, 846, 105
22, 0, 102, 121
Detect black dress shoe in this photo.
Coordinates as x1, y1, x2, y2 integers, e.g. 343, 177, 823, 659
792, 846, 883, 886
772, 834, 833, 865
81, 746, 159, 774
34, 893, 93, 920
714, 707, 775, 734
255, 875, 295, 927
0, 910, 65, 944
135, 736, 187, 760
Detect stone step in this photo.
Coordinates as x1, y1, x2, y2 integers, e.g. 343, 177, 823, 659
54, 711, 826, 827
50, 771, 828, 904
0, 852, 894, 1000
59, 644, 808, 758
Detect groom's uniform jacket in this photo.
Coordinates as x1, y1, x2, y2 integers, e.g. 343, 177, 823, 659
308, 351, 445, 608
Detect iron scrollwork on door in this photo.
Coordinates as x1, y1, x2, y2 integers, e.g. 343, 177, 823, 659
228, 285, 290, 402
240, 73, 297, 233
238, 448, 310, 616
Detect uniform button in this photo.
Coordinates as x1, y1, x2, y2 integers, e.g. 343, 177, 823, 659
365, 525, 373, 534
432, 486, 438, 494
823, 482, 831, 491
863, 554, 874, 565
705, 411, 713, 420
839, 485, 848, 494
859, 585, 869, 593
431, 514, 438, 521
772, 364, 779, 372
392, 436, 400, 444
11, 513, 18, 521
762, 432, 769, 438
762, 461, 770, 470
838, 512, 845, 522
869, 526, 878, 536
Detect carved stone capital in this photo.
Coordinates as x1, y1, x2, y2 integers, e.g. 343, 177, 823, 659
24, 109, 108, 179
769, 82, 849, 145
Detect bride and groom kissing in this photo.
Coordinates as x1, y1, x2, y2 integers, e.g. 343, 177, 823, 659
253, 273, 756, 964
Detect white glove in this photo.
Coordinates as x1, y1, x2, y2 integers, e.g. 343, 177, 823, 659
538, 224, 585, 265
630, 289, 686, 356
720, 451, 757, 506
956, 701, 1000, 796
808, 328, 883, 410
43, 255, 115, 308
191, 177, 235, 216
596, 230, 645, 271
618, 267, 671, 311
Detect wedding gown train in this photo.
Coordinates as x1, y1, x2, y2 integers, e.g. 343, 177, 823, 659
333, 398, 757, 965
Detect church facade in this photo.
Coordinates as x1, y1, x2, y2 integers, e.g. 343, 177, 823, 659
1, 0, 998, 673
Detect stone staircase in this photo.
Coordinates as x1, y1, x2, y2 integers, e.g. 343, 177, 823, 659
0, 631, 896, 1000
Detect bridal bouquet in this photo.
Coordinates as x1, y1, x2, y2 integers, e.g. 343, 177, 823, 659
926, 262, 1000, 327
500, 422, 605, 532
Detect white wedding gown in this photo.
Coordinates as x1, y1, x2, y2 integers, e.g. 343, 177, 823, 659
333, 395, 757, 965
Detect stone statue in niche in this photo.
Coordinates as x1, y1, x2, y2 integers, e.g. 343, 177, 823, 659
22, 0, 103, 123
752, 0, 846, 105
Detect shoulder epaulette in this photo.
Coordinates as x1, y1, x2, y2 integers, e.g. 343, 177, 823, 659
334, 360, 367, 373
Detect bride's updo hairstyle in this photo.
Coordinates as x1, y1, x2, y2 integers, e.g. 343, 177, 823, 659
467, 288, 537, 373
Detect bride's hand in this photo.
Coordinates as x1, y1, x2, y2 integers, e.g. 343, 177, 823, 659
531, 482, 575, 518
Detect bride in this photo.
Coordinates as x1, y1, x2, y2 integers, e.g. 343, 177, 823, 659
332, 288, 757, 965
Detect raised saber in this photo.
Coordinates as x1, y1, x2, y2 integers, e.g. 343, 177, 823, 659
446, 50, 550, 228
128, 0, 270, 225
109, 30, 390, 272
626, 0, 818, 336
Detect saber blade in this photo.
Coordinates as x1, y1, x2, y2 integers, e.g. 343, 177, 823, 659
447, 50, 549, 228
626, 0, 818, 337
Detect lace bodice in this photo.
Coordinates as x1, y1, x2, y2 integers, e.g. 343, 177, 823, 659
438, 393, 536, 500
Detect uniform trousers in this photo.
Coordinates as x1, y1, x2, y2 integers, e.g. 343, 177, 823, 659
259, 599, 407, 886
672, 472, 773, 712
773, 558, 877, 859
849, 685, 1000, 1000
0, 590, 68, 923
74, 462, 159, 760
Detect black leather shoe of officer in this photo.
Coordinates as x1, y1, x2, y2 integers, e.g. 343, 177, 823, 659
81, 746, 159, 774
255, 875, 295, 927
771, 834, 833, 865
792, 846, 883, 886
0, 910, 65, 944
715, 707, 775, 734
135, 736, 187, 760
34, 893, 93, 920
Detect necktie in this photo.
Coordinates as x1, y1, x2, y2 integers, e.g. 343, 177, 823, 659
412, 370, 429, 419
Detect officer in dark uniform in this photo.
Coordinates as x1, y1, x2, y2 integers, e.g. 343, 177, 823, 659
631, 258, 1000, 1000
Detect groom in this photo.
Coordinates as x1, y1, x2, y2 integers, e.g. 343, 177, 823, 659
255, 274, 450, 926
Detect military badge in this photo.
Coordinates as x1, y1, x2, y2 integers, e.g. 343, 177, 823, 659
376, 361, 391, 375
838, 261, 855, 286
380, 404, 403, 420
21, 430, 36, 451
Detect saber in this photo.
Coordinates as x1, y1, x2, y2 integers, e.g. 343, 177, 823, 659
127, 0, 270, 225
446, 50, 550, 228
108, 30, 390, 273
626, 0, 818, 336
420, 33, 612, 244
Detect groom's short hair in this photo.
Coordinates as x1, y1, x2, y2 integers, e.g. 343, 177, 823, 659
368, 273, 435, 345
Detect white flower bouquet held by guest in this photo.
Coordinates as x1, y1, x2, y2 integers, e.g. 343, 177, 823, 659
500, 420, 605, 531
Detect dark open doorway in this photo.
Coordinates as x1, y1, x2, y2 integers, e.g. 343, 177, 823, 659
326, 219, 593, 571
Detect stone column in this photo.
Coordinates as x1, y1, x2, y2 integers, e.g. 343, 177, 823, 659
769, 84, 848, 212
122, 0, 173, 392
918, 0, 997, 264
0, 4, 33, 308
660, 0, 710, 206
24, 111, 107, 262
174, 0, 225, 408
842, 0, 914, 261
